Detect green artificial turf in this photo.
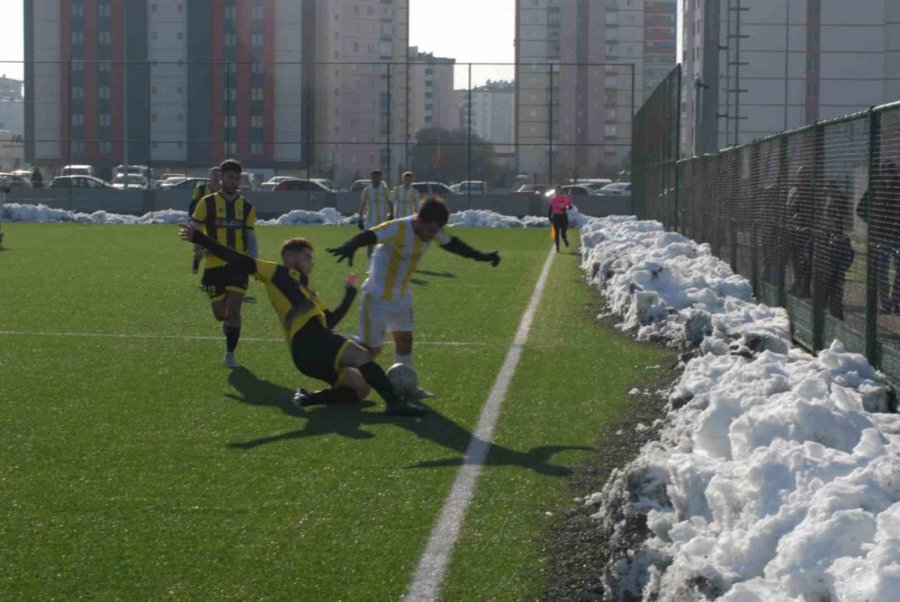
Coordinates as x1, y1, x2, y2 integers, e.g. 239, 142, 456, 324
0, 223, 671, 600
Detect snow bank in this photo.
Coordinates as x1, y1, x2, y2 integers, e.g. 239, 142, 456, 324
579, 215, 899, 601
1, 203, 188, 224
1, 203, 575, 229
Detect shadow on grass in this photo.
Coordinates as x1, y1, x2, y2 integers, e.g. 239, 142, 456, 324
225, 367, 592, 476
415, 270, 457, 278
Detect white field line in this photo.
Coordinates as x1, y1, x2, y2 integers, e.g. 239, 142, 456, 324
0, 329, 489, 347
404, 248, 556, 601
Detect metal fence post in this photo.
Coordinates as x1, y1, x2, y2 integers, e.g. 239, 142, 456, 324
674, 65, 682, 231
866, 108, 881, 365
811, 122, 825, 353
777, 134, 788, 306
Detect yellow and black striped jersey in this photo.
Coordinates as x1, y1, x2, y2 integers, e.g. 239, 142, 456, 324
361, 184, 394, 227
392, 185, 419, 218
254, 260, 328, 343
191, 192, 256, 269
189, 182, 219, 216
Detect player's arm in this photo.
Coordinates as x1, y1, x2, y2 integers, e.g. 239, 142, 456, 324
179, 224, 258, 274
440, 235, 501, 267
326, 230, 378, 266
244, 205, 259, 258
324, 274, 358, 329
358, 189, 369, 229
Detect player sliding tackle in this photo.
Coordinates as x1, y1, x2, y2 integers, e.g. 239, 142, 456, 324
178, 224, 427, 417
327, 196, 501, 395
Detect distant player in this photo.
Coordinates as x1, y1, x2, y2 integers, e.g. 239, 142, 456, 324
191, 159, 258, 368
358, 169, 394, 258
178, 224, 426, 417
189, 167, 222, 275
392, 171, 420, 218
327, 197, 500, 382
548, 186, 573, 252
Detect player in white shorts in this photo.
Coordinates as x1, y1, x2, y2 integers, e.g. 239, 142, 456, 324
358, 168, 394, 259
327, 197, 500, 388
392, 171, 420, 218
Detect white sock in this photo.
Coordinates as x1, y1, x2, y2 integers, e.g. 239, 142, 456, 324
395, 353, 412, 367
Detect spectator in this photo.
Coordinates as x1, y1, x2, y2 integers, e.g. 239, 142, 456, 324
786, 166, 814, 297
817, 181, 854, 319
857, 161, 900, 313
31, 167, 43, 189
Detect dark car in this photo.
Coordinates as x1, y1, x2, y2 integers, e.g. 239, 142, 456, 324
411, 182, 456, 196
273, 179, 333, 192
48, 175, 116, 189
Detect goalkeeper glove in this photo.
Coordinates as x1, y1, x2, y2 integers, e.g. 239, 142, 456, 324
327, 242, 358, 266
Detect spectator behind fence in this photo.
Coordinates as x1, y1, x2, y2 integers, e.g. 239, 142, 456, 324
817, 181, 854, 320
786, 166, 814, 297
857, 161, 900, 313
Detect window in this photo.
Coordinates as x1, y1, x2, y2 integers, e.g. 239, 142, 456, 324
251, 142, 263, 155
71, 31, 84, 45
99, 32, 111, 45
252, 6, 264, 19
251, 115, 263, 128
99, 114, 111, 127
99, 86, 110, 99
225, 5, 237, 19
99, 3, 111, 17
252, 33, 264, 47
72, 114, 84, 126
72, 3, 84, 17
225, 33, 237, 46
100, 141, 111, 153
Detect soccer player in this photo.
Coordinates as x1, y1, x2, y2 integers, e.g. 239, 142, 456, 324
327, 196, 500, 377
392, 171, 420, 218
191, 159, 258, 368
358, 169, 394, 258
178, 224, 426, 417
189, 167, 222, 275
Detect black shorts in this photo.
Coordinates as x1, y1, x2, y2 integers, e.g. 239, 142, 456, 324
551, 212, 569, 229
202, 265, 249, 300
290, 324, 354, 386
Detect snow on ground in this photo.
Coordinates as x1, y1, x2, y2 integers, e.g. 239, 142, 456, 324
1, 203, 569, 229
579, 215, 900, 601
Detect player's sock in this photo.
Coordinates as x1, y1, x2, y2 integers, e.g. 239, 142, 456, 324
395, 353, 413, 367
358, 361, 402, 405
224, 326, 241, 353
192, 256, 202, 273
295, 387, 358, 407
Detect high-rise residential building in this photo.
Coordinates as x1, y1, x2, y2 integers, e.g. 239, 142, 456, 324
0, 76, 25, 137
25, 0, 311, 174
459, 80, 516, 155
683, 0, 900, 155
515, 0, 676, 180
313, 0, 409, 184
407, 46, 455, 137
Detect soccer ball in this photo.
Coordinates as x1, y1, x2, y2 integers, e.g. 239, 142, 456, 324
386, 363, 418, 398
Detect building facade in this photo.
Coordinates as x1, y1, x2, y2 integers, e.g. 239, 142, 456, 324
514, 0, 676, 180
407, 46, 455, 137
25, 0, 315, 175
459, 80, 515, 155
682, 0, 900, 155
0, 76, 25, 138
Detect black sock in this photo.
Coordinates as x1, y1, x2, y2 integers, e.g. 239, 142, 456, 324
224, 326, 241, 353
192, 256, 201, 271
303, 387, 359, 405
358, 362, 401, 405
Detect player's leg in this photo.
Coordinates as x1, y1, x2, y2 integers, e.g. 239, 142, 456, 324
222, 290, 243, 368
192, 244, 204, 274
337, 339, 425, 416
552, 216, 561, 252
387, 297, 414, 366
358, 291, 385, 358
560, 213, 570, 247
204, 267, 229, 321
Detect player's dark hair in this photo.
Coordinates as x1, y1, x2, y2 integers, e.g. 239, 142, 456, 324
417, 196, 449, 227
220, 159, 242, 175
370, 169, 383, 177
281, 237, 313, 256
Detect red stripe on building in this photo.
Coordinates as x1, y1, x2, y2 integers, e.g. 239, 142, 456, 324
210, 1, 224, 160
60, 0, 71, 159
111, 0, 123, 159
83, 0, 98, 159
264, 0, 275, 161
237, 0, 251, 158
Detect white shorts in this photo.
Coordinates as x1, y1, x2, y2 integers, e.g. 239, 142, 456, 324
358, 291, 414, 348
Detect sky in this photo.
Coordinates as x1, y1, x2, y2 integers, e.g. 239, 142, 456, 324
0, 1, 681, 87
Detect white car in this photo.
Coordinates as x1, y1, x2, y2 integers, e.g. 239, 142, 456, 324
112, 173, 151, 190
598, 182, 632, 196
451, 181, 489, 194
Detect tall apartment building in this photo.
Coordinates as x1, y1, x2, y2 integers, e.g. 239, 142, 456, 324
459, 80, 515, 155
25, 0, 311, 174
0, 76, 25, 137
313, 0, 409, 183
515, 0, 676, 179
407, 46, 455, 137
683, 0, 900, 155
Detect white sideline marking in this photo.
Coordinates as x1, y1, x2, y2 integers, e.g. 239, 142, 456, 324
0, 330, 489, 347
405, 248, 556, 601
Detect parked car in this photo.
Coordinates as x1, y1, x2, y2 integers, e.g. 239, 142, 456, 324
49, 175, 116, 189
451, 180, 489, 194
112, 173, 151, 190
412, 182, 456, 196
240, 172, 260, 191
516, 183, 550, 195
61, 164, 96, 177
349, 179, 371, 193
273, 179, 333, 192
545, 185, 596, 197
0, 172, 32, 189
260, 176, 301, 192
310, 178, 339, 192
159, 177, 208, 191
597, 182, 632, 195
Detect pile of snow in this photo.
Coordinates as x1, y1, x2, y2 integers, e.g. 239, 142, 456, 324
580, 215, 900, 601
1, 203, 188, 224
257, 207, 357, 226
447, 207, 587, 229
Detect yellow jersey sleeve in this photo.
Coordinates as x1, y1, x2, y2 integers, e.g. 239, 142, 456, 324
245, 203, 256, 229
192, 197, 207, 223
253, 259, 280, 283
